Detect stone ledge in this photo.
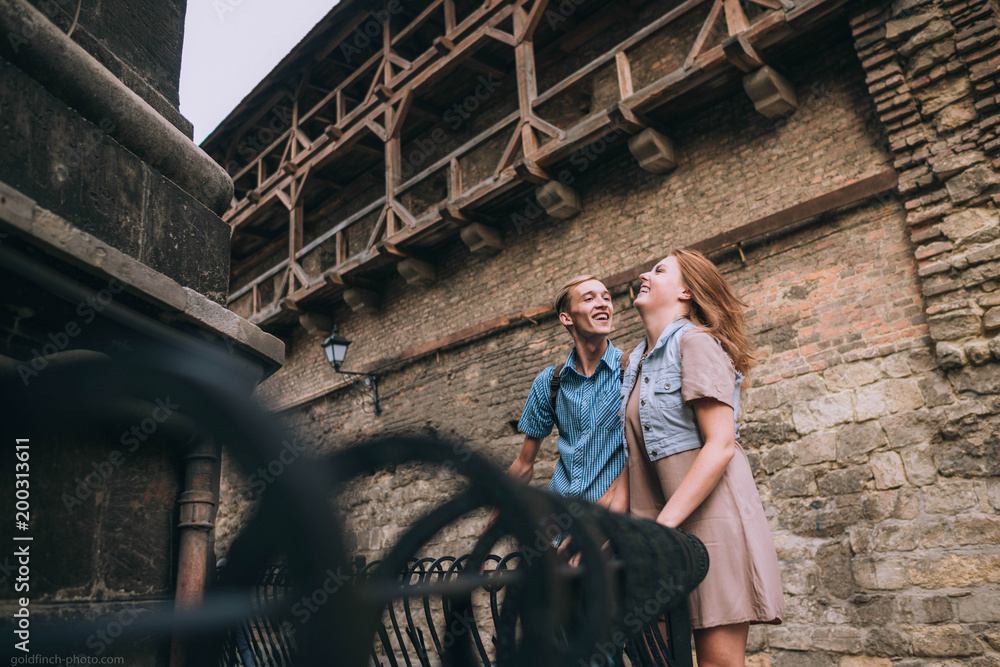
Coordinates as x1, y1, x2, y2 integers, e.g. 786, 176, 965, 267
0, 179, 284, 370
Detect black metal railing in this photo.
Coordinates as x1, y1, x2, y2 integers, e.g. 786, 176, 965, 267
8, 350, 707, 667
219, 548, 701, 667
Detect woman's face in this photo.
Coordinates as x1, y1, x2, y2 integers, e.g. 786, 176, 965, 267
634, 256, 689, 311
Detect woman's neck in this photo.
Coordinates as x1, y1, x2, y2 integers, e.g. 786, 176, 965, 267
641, 303, 689, 350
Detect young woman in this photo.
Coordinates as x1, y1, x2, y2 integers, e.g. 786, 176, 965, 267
620, 248, 783, 667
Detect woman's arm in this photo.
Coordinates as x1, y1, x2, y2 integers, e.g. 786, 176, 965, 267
609, 465, 629, 514
655, 398, 735, 529
596, 464, 630, 514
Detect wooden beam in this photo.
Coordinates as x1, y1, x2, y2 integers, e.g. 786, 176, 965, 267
290, 203, 304, 257
518, 0, 551, 42
723, 0, 750, 35
686, 0, 724, 68
616, 51, 634, 99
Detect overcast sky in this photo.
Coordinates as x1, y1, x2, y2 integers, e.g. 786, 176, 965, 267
179, 0, 340, 145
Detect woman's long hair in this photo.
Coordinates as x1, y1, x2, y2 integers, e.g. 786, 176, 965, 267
671, 248, 755, 377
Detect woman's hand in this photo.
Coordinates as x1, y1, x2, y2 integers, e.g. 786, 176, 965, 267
656, 398, 735, 529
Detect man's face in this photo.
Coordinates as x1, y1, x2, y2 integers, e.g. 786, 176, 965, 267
559, 279, 613, 337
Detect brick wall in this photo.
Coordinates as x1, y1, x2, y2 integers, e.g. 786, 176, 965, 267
218, 5, 1000, 663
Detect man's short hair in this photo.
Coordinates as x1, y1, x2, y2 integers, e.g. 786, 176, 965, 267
553, 275, 601, 314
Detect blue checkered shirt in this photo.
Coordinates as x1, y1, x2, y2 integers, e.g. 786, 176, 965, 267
517, 342, 626, 503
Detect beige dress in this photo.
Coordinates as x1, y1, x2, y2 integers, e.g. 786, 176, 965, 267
626, 331, 784, 629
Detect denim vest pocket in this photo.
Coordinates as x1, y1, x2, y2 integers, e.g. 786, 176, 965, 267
650, 370, 683, 408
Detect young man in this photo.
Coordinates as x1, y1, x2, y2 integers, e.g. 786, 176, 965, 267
507, 275, 628, 512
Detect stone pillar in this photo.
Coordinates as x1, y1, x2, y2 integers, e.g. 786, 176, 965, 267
851, 0, 1000, 366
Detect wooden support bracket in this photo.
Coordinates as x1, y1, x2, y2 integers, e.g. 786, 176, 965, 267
743, 65, 798, 118
628, 128, 678, 174
535, 181, 582, 219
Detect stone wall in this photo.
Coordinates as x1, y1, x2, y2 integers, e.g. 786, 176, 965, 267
217, 2, 1000, 663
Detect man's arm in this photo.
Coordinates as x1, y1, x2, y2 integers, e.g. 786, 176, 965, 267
482, 435, 544, 536
507, 435, 544, 482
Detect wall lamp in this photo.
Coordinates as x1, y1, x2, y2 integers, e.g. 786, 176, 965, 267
320, 328, 381, 416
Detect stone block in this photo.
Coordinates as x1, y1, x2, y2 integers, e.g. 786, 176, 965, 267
768, 626, 815, 652
771, 467, 816, 497
743, 66, 799, 119
343, 287, 379, 313
958, 590, 1000, 623
871, 451, 907, 489
742, 414, 798, 447
894, 593, 954, 624
985, 629, 1000, 652
966, 341, 992, 364
909, 39, 957, 77
396, 257, 436, 286
871, 521, 918, 551
811, 626, 864, 653
946, 165, 1000, 204
782, 561, 818, 595
838, 657, 892, 667
899, 19, 954, 57
953, 363, 1000, 394
761, 443, 793, 473
909, 553, 1000, 588
459, 222, 503, 255
819, 465, 873, 496
918, 372, 955, 407
936, 341, 968, 368
862, 488, 920, 520
851, 592, 894, 625
852, 556, 909, 589
816, 540, 855, 599
885, 13, 934, 40
940, 208, 997, 244
824, 361, 881, 391
836, 421, 888, 463
915, 76, 971, 116
923, 479, 979, 513
773, 652, 835, 667
900, 444, 938, 486
880, 353, 910, 378
863, 627, 911, 657
928, 309, 982, 341
986, 306, 1000, 330
793, 391, 856, 434
910, 624, 984, 657
954, 515, 1000, 546
880, 412, 936, 448
535, 181, 582, 219
931, 151, 985, 180
744, 384, 780, 411
627, 128, 678, 174
849, 524, 873, 553
791, 432, 837, 465
776, 373, 828, 405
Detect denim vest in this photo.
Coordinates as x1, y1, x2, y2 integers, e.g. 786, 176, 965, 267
620, 317, 743, 462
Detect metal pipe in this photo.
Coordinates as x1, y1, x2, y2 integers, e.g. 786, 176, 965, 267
170, 434, 222, 667
0, 0, 234, 214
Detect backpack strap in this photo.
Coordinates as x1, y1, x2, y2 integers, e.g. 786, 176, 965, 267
549, 363, 565, 411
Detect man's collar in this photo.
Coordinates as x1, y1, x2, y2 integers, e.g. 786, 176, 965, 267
562, 339, 617, 376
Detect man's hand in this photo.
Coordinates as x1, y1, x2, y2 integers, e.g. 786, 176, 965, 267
480, 436, 544, 537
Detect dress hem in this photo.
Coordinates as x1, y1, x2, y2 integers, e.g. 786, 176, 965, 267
690, 616, 783, 631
